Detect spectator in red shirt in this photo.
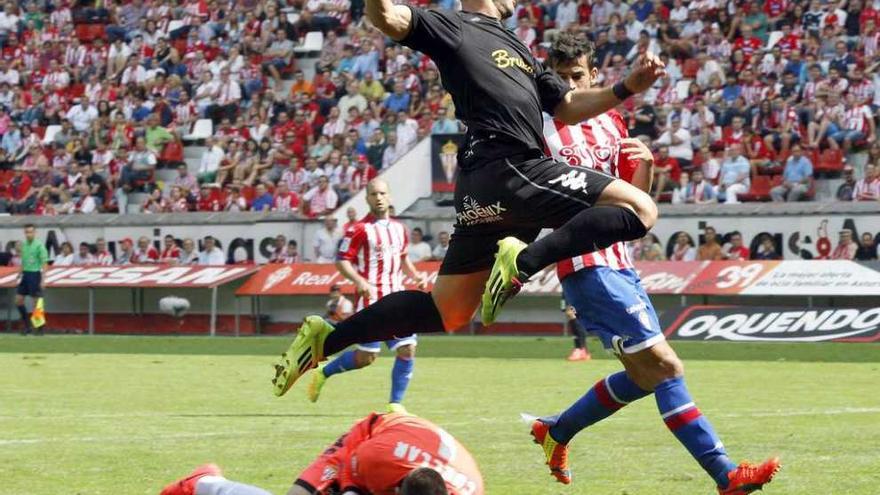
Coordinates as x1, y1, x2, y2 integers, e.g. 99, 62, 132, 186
131, 236, 160, 264
3, 168, 35, 214
160, 235, 182, 264
197, 184, 222, 212
652, 145, 681, 200
272, 180, 300, 212
724, 231, 751, 261
733, 25, 762, 62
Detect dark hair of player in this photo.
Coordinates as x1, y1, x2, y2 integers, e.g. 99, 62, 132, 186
548, 33, 596, 70
24, 223, 35, 231
399, 467, 449, 495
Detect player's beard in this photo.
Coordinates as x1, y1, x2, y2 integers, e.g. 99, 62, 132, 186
492, 0, 515, 19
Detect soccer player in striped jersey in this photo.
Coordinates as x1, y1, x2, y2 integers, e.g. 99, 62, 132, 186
306, 179, 427, 413
529, 34, 779, 495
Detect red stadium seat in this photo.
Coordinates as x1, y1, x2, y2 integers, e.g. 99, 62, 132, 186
159, 140, 184, 165
240, 185, 255, 203
740, 175, 772, 202
68, 84, 85, 99
815, 149, 844, 176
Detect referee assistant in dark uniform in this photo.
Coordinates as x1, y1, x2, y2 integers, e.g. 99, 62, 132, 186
272, 0, 667, 392
16, 223, 48, 335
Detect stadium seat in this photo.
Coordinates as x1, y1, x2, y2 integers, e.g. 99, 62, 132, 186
42, 125, 63, 145
159, 140, 185, 165
815, 149, 845, 176
294, 31, 324, 57
674, 79, 692, 100
740, 175, 772, 202
183, 119, 213, 141
167, 20, 184, 34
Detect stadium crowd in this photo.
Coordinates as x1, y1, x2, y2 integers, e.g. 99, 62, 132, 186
0, 0, 877, 217
0, 0, 878, 262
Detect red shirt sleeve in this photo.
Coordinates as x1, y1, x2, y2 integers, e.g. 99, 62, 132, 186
338, 223, 366, 262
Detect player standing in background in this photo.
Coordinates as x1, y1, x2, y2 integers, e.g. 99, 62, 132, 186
16, 223, 48, 335
160, 412, 483, 495
529, 34, 779, 495
562, 302, 591, 361
306, 179, 427, 413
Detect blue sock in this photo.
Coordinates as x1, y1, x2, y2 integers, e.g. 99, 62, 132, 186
548, 371, 651, 444
322, 350, 358, 378
655, 377, 736, 488
389, 356, 414, 404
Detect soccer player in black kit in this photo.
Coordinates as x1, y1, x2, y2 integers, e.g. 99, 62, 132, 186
274, 0, 662, 402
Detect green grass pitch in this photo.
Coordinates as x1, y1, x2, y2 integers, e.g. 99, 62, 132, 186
1, 335, 878, 495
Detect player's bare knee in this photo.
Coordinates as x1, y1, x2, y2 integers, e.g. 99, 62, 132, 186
397, 344, 415, 359
354, 350, 377, 368
441, 311, 472, 332
631, 189, 658, 230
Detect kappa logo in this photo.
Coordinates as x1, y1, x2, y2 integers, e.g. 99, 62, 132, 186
548, 169, 589, 193
262, 266, 293, 291
457, 196, 507, 225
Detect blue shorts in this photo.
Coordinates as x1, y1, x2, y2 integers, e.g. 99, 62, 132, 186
16, 271, 42, 298
356, 335, 417, 353
561, 267, 663, 355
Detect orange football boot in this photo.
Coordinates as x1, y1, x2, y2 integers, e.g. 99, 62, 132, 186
718, 457, 781, 495
530, 419, 572, 484
160, 464, 222, 495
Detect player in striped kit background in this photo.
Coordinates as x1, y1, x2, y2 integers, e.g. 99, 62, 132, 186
307, 178, 427, 413
529, 33, 779, 495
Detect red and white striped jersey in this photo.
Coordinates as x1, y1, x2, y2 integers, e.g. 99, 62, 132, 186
741, 83, 767, 107
863, 31, 880, 58
95, 251, 114, 265
848, 79, 874, 105
337, 215, 410, 310
844, 105, 873, 133
542, 110, 637, 279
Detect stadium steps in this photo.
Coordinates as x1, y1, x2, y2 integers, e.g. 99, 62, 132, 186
184, 146, 207, 160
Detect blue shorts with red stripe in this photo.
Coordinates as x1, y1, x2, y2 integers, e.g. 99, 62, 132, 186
561, 267, 663, 355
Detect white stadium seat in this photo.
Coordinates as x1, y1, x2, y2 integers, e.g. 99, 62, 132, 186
42, 125, 62, 145
183, 119, 213, 141
294, 31, 324, 55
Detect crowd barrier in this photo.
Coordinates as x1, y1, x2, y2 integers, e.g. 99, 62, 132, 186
2, 261, 879, 338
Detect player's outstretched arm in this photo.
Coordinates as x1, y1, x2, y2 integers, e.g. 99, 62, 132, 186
366, 0, 413, 41
620, 137, 655, 193
554, 53, 666, 125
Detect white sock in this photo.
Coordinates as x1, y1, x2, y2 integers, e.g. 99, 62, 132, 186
195, 476, 274, 495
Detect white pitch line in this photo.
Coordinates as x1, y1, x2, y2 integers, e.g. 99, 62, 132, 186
718, 407, 880, 418
0, 428, 317, 447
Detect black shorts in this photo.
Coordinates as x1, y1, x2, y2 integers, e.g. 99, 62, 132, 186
440, 147, 615, 275
17, 271, 42, 297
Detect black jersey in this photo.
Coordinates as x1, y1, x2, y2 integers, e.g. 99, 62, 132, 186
400, 7, 570, 167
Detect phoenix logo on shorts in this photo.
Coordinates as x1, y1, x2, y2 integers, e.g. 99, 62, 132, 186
548, 169, 589, 194
457, 195, 506, 225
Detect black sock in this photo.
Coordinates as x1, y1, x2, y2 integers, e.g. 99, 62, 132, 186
516, 206, 648, 278
323, 291, 445, 356
17, 305, 30, 328
573, 336, 584, 349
